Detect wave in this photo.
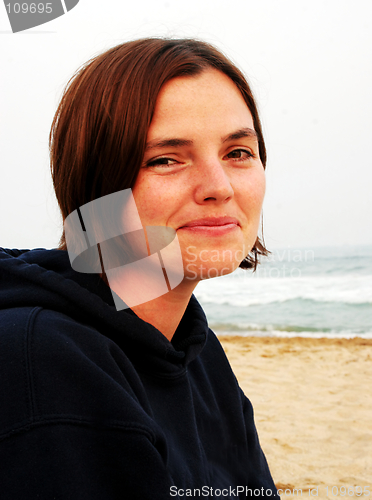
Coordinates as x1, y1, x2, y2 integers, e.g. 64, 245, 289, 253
211, 322, 331, 333
210, 322, 372, 339
194, 274, 372, 307
215, 330, 372, 339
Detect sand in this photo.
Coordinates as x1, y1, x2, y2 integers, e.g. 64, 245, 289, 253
218, 336, 372, 499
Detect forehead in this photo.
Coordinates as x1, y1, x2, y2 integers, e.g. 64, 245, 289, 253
149, 69, 254, 136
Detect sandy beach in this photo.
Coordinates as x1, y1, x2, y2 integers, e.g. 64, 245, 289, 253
218, 336, 372, 499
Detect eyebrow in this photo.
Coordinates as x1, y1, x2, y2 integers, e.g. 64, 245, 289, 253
222, 127, 258, 142
145, 138, 193, 151
144, 127, 258, 151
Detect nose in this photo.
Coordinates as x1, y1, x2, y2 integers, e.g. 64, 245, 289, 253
194, 158, 234, 204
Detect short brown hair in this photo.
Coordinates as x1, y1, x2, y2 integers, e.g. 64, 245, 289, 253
50, 37, 268, 269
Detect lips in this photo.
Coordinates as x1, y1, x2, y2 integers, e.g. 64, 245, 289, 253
179, 216, 240, 229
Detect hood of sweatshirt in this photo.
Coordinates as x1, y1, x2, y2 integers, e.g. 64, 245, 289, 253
0, 248, 208, 374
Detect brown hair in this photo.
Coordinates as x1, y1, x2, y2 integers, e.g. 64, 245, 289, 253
50, 37, 268, 270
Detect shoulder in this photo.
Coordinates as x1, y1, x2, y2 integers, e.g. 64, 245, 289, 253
0, 307, 153, 439
200, 328, 237, 374
0, 306, 119, 367
202, 331, 257, 425
189, 328, 244, 406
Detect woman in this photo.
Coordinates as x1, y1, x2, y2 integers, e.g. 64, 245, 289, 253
0, 38, 278, 498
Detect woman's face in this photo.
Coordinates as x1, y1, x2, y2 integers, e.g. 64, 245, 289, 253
132, 68, 266, 282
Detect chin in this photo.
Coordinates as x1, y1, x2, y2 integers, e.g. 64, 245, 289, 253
182, 240, 252, 278
183, 258, 240, 281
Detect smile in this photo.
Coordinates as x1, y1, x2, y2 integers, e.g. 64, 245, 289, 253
178, 217, 240, 235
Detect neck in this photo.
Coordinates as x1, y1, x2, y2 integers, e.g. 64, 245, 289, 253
130, 279, 198, 341
107, 270, 198, 341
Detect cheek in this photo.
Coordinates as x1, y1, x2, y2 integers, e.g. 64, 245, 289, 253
132, 178, 154, 220
236, 169, 266, 218
254, 172, 266, 207
132, 177, 181, 223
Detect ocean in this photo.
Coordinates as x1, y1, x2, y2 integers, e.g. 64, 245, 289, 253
193, 245, 372, 339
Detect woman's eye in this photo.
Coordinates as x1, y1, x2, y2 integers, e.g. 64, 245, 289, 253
226, 149, 253, 161
146, 157, 178, 167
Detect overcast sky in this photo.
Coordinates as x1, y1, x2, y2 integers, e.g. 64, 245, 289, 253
1, 0, 371, 251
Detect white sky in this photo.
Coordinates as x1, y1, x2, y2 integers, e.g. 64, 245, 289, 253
1, 0, 372, 251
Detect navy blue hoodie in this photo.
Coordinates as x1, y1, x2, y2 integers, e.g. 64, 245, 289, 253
0, 248, 279, 499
